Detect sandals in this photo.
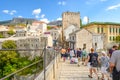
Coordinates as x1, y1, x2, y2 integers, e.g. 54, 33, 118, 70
88, 75, 93, 78
88, 75, 100, 80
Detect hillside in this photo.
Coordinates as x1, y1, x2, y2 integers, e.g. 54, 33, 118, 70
0, 18, 37, 25
47, 20, 62, 26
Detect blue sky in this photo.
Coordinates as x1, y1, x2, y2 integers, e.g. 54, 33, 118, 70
0, 0, 120, 23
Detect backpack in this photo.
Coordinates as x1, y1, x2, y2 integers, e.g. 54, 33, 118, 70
90, 53, 98, 67
112, 67, 120, 80
82, 50, 87, 57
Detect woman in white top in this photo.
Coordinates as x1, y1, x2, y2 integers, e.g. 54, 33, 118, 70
69, 49, 75, 59
100, 51, 110, 80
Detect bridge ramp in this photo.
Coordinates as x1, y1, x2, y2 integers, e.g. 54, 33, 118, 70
57, 59, 108, 80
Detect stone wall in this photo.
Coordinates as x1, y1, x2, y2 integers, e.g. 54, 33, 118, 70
62, 11, 80, 29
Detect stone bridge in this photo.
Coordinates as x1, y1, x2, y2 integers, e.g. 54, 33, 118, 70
34, 54, 105, 80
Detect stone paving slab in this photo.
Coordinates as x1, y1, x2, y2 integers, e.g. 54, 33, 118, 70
57, 59, 102, 80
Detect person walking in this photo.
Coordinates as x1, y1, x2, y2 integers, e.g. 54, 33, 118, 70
77, 48, 82, 66
100, 51, 110, 80
82, 48, 87, 65
86, 48, 99, 80
108, 45, 118, 57
69, 49, 75, 59
60, 48, 66, 62
110, 50, 120, 80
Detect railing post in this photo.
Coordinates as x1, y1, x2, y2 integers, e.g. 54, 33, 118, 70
44, 37, 47, 80
53, 51, 56, 79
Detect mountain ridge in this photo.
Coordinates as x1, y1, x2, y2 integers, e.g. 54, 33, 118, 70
0, 18, 37, 25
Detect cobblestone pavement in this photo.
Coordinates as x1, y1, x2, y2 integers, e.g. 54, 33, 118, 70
57, 59, 111, 80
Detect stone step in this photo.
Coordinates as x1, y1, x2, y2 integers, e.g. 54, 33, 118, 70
57, 59, 108, 80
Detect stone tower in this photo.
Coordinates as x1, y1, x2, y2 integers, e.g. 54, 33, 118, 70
61, 11, 80, 47
62, 11, 80, 29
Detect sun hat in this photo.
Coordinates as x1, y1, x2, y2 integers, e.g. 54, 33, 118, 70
101, 51, 106, 55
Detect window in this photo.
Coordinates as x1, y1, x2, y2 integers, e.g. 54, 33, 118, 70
72, 36, 74, 40
36, 44, 38, 47
20, 44, 22, 47
113, 36, 115, 41
109, 27, 112, 33
113, 28, 114, 33
95, 43, 97, 47
109, 36, 112, 41
101, 27, 103, 33
83, 44, 86, 49
97, 27, 100, 33
116, 28, 117, 33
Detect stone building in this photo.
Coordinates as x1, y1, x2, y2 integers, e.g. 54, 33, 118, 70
84, 22, 120, 48
15, 30, 27, 37
0, 35, 52, 59
46, 29, 61, 46
64, 25, 79, 41
69, 29, 104, 52
0, 25, 15, 38
26, 21, 47, 36
62, 11, 80, 29
62, 12, 81, 47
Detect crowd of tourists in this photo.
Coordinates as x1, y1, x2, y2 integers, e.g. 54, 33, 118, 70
60, 45, 120, 80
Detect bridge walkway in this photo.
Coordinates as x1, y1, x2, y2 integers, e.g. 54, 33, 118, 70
57, 59, 102, 80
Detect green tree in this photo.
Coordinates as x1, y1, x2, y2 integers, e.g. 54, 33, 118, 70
2, 40, 17, 49
0, 33, 4, 38
7, 29, 15, 35
115, 36, 120, 43
80, 19, 82, 28
0, 40, 17, 78
0, 40, 43, 78
115, 36, 120, 49
47, 26, 52, 30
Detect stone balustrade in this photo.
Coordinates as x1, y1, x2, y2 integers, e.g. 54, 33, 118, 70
35, 54, 60, 80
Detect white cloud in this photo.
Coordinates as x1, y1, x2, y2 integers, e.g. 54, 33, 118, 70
32, 8, 42, 19
58, 1, 66, 6
41, 14, 45, 18
40, 18, 49, 23
10, 10, 16, 15
18, 16, 23, 18
2, 10, 9, 14
83, 16, 89, 24
106, 3, 120, 10
32, 8, 41, 15
2, 10, 17, 15
35, 15, 40, 18
57, 17, 62, 20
